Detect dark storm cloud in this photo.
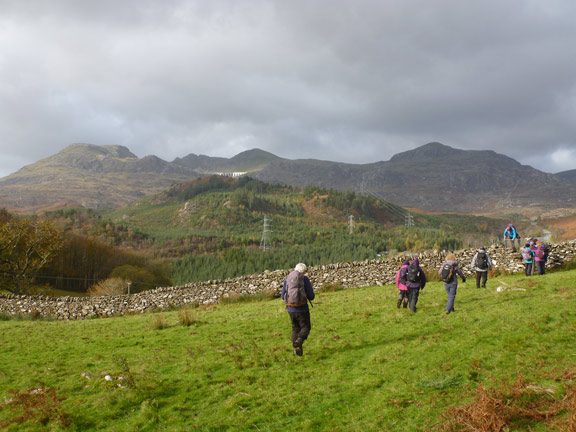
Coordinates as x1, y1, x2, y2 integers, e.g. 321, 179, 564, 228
1, 0, 575, 178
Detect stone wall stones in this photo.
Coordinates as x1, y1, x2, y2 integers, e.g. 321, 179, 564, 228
1, 241, 575, 320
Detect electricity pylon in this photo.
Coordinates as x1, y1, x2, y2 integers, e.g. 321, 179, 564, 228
259, 215, 272, 251
405, 213, 414, 228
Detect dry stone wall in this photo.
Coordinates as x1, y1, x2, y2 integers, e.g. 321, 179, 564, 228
1, 240, 575, 320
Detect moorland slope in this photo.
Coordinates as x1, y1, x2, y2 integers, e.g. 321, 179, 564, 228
1, 269, 575, 430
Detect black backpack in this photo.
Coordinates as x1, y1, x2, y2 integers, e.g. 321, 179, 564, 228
477, 252, 488, 270
284, 270, 307, 307
406, 264, 420, 283
440, 263, 455, 283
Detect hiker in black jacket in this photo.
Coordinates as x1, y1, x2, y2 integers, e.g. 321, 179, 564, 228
470, 247, 493, 288
281, 263, 315, 356
399, 257, 426, 313
439, 253, 466, 315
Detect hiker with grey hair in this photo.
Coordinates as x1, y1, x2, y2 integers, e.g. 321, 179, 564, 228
439, 253, 466, 315
281, 263, 315, 356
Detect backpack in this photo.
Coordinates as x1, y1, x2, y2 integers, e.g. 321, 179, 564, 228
406, 264, 420, 283
535, 247, 545, 259
477, 252, 488, 270
522, 248, 533, 261
440, 263, 455, 283
284, 270, 307, 307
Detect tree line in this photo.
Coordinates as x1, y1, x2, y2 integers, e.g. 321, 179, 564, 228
0, 209, 172, 295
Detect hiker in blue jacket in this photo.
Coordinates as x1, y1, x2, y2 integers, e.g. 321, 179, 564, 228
399, 257, 426, 313
522, 243, 535, 276
281, 263, 315, 356
503, 224, 520, 251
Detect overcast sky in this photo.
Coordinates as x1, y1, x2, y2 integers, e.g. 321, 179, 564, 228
1, 0, 576, 178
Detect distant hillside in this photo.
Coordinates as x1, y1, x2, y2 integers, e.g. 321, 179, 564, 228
556, 168, 576, 184
1, 142, 574, 213
250, 142, 575, 213
173, 148, 282, 174
0, 143, 198, 212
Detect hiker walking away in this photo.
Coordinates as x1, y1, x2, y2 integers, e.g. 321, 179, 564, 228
503, 224, 520, 251
534, 243, 547, 275
470, 247, 493, 288
522, 243, 535, 276
439, 253, 466, 315
395, 260, 410, 309
400, 257, 426, 313
281, 263, 315, 356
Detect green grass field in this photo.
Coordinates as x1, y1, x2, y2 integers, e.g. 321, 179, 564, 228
1, 270, 575, 431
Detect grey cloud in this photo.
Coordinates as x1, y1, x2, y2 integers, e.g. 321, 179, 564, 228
0, 0, 575, 179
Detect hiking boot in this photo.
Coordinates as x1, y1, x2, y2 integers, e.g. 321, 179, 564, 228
397, 299, 402, 308
403, 302, 408, 309
293, 338, 304, 355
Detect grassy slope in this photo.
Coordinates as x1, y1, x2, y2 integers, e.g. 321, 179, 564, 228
1, 270, 575, 431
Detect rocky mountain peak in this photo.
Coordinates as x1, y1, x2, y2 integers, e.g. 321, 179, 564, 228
389, 142, 460, 162
63, 143, 137, 159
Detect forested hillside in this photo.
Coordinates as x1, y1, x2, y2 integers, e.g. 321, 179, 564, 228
2, 176, 512, 295
102, 176, 507, 284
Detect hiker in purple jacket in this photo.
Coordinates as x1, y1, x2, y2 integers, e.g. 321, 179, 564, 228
534, 243, 547, 275
281, 263, 315, 356
439, 253, 466, 315
399, 257, 426, 312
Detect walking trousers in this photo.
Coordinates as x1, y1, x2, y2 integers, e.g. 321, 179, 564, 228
288, 312, 311, 346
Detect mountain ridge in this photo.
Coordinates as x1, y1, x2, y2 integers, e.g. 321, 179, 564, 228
0, 142, 574, 213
